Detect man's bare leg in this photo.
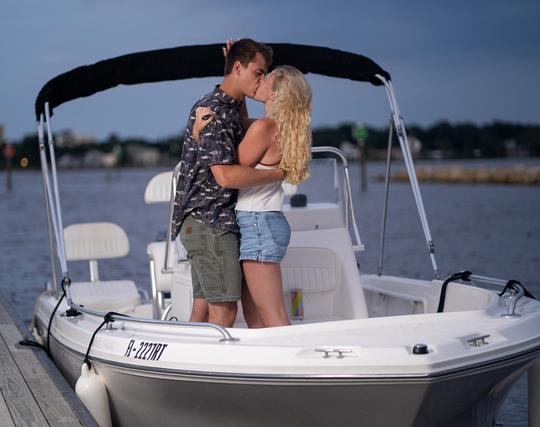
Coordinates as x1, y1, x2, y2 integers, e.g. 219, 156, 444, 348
242, 261, 290, 327
190, 297, 209, 322
208, 301, 238, 327
241, 279, 264, 328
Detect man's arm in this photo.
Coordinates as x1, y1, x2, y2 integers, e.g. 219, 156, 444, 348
196, 110, 282, 189
211, 164, 284, 189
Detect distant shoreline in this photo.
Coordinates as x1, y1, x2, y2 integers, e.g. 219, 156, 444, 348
389, 165, 540, 185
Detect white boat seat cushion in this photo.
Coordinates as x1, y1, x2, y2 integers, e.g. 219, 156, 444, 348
69, 280, 141, 313
281, 247, 341, 321
64, 222, 129, 261
281, 247, 339, 293
144, 171, 173, 204
233, 248, 343, 326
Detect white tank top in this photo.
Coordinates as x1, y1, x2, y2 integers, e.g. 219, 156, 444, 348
236, 163, 283, 212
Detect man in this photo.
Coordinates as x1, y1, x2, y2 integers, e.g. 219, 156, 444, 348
171, 39, 283, 328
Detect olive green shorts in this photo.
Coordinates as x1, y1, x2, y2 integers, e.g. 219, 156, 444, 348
179, 215, 242, 302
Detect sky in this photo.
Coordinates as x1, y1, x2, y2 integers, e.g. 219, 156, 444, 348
1, 0, 539, 141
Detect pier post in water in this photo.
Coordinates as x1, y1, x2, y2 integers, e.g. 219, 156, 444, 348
2, 128, 15, 192
353, 123, 368, 192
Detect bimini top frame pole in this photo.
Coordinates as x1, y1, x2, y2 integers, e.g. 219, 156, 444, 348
375, 74, 440, 279
37, 104, 69, 297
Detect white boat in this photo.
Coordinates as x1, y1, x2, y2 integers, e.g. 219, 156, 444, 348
30, 43, 540, 427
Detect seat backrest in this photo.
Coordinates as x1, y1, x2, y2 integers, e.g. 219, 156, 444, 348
64, 222, 129, 261
144, 171, 173, 204
64, 222, 133, 287
144, 171, 176, 287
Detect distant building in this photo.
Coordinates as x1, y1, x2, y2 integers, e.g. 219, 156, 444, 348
57, 153, 83, 168
504, 139, 530, 158
339, 141, 357, 160
55, 130, 95, 148
408, 135, 422, 157
58, 147, 119, 169
83, 150, 106, 168
125, 145, 160, 167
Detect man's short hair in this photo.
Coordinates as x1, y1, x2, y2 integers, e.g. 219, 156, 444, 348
224, 39, 273, 75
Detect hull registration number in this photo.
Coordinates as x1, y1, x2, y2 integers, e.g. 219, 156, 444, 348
123, 340, 168, 361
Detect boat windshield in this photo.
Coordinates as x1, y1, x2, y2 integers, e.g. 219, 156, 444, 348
283, 158, 343, 206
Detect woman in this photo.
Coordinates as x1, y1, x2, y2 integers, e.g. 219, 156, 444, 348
193, 65, 312, 327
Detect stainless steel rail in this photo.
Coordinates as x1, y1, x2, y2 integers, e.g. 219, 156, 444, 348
469, 274, 508, 288
311, 146, 364, 251
162, 162, 184, 275
64, 297, 239, 343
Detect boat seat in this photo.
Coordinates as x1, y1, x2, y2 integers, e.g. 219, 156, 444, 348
64, 222, 130, 262
172, 246, 343, 324
144, 171, 173, 204
147, 241, 176, 293
147, 240, 190, 319
144, 170, 192, 319
281, 247, 343, 322
232, 246, 360, 326
171, 235, 368, 324
69, 280, 141, 313
63, 222, 140, 312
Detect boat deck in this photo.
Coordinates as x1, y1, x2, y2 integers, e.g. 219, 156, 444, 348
0, 292, 97, 427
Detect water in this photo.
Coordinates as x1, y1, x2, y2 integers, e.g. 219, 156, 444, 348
1, 159, 539, 426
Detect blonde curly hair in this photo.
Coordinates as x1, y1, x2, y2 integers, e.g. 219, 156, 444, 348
267, 65, 312, 184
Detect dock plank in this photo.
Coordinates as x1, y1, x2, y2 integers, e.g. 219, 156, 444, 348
0, 300, 13, 324
0, 386, 16, 427
0, 324, 83, 427
0, 294, 98, 427
0, 333, 49, 426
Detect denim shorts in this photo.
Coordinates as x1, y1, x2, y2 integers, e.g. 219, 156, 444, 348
236, 211, 291, 263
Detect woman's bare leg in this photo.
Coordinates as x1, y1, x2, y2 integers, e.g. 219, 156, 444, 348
242, 260, 290, 327
241, 279, 264, 328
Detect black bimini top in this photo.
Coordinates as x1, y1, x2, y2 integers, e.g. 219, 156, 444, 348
35, 43, 390, 120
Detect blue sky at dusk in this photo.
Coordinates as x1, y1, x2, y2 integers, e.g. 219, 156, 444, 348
1, 0, 539, 140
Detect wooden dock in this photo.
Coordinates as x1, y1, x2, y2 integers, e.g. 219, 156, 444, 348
0, 293, 98, 427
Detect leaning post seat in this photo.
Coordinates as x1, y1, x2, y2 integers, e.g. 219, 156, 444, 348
144, 170, 192, 320
63, 222, 141, 313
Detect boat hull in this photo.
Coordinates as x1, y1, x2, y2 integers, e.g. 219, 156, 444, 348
47, 334, 535, 427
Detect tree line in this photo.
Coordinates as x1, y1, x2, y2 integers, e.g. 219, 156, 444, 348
313, 121, 540, 158
3, 120, 539, 169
